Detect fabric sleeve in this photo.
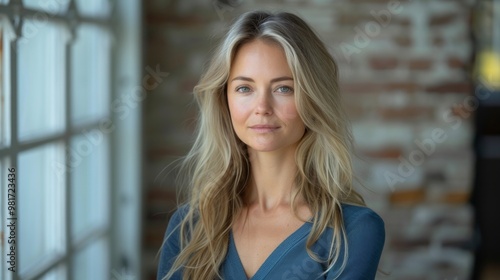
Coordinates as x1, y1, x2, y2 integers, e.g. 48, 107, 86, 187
157, 206, 187, 280
327, 209, 386, 280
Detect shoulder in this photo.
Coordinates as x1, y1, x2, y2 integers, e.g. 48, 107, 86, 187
157, 204, 191, 280
314, 204, 385, 256
160, 204, 190, 247
341, 203, 385, 236
326, 204, 385, 279
162, 204, 193, 243
168, 204, 190, 227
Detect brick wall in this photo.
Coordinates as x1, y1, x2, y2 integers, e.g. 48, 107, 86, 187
143, 0, 476, 279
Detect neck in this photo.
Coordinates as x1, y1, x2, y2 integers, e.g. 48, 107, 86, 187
244, 147, 298, 212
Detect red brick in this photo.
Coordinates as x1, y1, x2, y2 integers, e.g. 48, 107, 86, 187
344, 105, 367, 119
181, 79, 198, 92
338, 12, 411, 27
370, 57, 399, 70
147, 147, 188, 160
433, 36, 445, 47
146, 13, 206, 26
144, 225, 168, 248
337, 14, 373, 25
447, 56, 468, 69
429, 13, 458, 26
441, 191, 470, 204
146, 188, 177, 203
386, 82, 421, 92
341, 83, 383, 94
426, 82, 472, 94
341, 82, 421, 93
379, 106, 434, 120
390, 188, 426, 205
408, 59, 433, 70
391, 235, 430, 249
451, 104, 474, 118
364, 147, 403, 159
394, 36, 412, 47
348, 0, 392, 3
396, 18, 411, 28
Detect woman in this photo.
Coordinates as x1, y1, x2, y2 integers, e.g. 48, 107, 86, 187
157, 11, 385, 280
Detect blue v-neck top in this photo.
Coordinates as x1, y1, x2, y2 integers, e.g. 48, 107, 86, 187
157, 204, 385, 280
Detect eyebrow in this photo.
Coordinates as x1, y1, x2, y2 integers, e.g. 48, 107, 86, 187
230, 76, 293, 83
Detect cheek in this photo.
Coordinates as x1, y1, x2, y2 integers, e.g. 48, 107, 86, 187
282, 102, 300, 120
281, 102, 305, 131
228, 97, 248, 125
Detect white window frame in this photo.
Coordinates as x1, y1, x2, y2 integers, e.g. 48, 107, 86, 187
0, 0, 141, 279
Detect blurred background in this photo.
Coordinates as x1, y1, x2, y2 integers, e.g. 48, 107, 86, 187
0, 0, 499, 279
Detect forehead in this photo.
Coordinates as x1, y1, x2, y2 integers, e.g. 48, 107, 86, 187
229, 39, 292, 78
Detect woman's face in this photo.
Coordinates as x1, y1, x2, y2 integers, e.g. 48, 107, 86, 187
227, 39, 306, 154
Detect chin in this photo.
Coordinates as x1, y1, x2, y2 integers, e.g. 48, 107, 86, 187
246, 142, 296, 153
247, 146, 276, 152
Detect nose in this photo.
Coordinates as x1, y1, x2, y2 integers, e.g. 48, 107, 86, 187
254, 91, 273, 115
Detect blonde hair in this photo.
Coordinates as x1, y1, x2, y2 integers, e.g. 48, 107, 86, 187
163, 10, 365, 280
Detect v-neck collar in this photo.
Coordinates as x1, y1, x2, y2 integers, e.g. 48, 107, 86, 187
227, 221, 311, 280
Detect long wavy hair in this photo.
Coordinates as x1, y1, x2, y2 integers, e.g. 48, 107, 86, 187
162, 10, 365, 280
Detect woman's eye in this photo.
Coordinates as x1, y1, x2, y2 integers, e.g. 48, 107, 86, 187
236, 86, 251, 93
276, 86, 293, 93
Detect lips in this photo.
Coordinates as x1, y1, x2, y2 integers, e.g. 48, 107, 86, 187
249, 124, 280, 133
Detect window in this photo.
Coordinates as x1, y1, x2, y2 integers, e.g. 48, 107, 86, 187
0, 1, 141, 279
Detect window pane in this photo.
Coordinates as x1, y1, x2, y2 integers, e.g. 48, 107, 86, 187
72, 238, 109, 280
22, 0, 70, 13
71, 133, 109, 240
40, 264, 66, 280
76, 0, 110, 17
18, 143, 65, 273
71, 24, 111, 125
17, 21, 67, 141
